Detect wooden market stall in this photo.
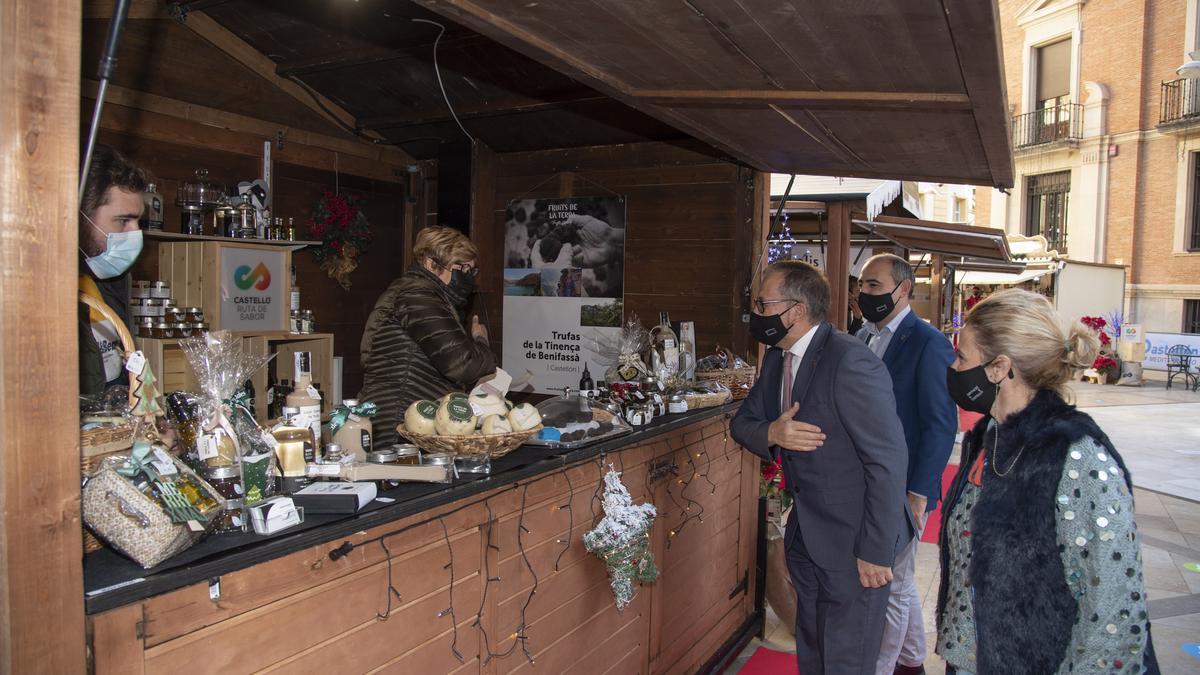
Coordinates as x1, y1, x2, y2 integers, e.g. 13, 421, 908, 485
0, 1, 1013, 672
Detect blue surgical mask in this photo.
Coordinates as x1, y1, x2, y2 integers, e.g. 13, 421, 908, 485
81, 212, 142, 279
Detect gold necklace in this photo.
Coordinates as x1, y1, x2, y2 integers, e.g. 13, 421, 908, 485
989, 422, 1026, 478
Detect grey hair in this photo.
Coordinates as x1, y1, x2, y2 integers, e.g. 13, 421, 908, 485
865, 253, 915, 299
766, 260, 830, 323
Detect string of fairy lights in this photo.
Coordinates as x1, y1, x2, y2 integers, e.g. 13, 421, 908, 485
332, 419, 735, 665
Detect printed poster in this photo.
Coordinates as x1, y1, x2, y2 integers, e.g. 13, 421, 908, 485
219, 245, 287, 331
1143, 332, 1200, 371
502, 196, 625, 393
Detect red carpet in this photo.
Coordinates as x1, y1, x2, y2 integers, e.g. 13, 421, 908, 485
921, 463, 960, 544
738, 645, 797, 674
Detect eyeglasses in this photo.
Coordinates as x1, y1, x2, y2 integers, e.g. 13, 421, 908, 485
450, 263, 479, 278
754, 297, 798, 313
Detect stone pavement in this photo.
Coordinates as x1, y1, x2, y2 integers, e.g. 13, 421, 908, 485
725, 373, 1200, 674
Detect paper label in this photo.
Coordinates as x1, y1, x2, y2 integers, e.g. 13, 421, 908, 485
469, 401, 485, 416
150, 459, 178, 476
416, 400, 437, 419
199, 436, 219, 460
307, 385, 321, 400
447, 399, 473, 421
125, 350, 146, 374
152, 447, 174, 464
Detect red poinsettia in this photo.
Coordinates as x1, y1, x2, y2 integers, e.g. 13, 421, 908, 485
760, 458, 792, 510
1093, 355, 1118, 374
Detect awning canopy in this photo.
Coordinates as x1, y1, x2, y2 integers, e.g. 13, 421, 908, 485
851, 214, 1011, 262
955, 267, 1057, 286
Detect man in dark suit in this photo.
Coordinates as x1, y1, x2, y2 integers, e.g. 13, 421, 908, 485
855, 254, 957, 675
732, 261, 912, 675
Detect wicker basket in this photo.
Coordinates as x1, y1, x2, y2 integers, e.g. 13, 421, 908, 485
684, 390, 733, 410
396, 424, 543, 458
79, 292, 145, 554
695, 346, 756, 400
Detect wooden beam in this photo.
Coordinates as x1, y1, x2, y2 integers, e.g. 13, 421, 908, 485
177, 10, 413, 163
634, 89, 973, 109
274, 34, 489, 78
83, 0, 166, 19
92, 101, 408, 183
358, 96, 608, 131
827, 202, 852, 331
81, 80, 411, 168
0, 0, 87, 671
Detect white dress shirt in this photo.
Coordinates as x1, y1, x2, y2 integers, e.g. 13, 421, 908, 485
864, 305, 912, 358
780, 324, 819, 399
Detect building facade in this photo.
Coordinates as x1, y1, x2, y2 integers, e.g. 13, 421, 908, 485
976, 0, 1200, 334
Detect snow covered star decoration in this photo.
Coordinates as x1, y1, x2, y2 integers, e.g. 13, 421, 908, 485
583, 466, 658, 610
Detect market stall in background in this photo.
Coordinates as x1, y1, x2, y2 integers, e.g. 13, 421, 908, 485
0, 0, 1015, 671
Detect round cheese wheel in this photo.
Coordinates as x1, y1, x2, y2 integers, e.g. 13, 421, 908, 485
507, 403, 542, 431
469, 392, 509, 418
403, 400, 438, 435
436, 396, 477, 435
480, 414, 513, 435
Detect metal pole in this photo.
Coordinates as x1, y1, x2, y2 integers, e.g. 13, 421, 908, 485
79, 0, 132, 206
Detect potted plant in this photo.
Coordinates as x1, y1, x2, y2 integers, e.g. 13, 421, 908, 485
1081, 315, 1121, 383
1093, 354, 1120, 384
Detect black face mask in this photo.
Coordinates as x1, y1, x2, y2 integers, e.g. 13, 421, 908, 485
858, 283, 901, 324
945, 359, 998, 414
446, 269, 475, 308
749, 304, 796, 347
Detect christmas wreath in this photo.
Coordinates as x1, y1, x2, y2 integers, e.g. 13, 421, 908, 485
307, 191, 372, 290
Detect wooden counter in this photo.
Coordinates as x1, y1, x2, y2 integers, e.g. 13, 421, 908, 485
87, 404, 763, 674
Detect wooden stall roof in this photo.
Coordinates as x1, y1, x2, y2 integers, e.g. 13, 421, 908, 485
852, 213, 1011, 261
179, 0, 1012, 187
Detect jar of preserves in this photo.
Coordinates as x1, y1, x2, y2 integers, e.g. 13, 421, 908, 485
185, 307, 205, 323
289, 310, 300, 334
191, 321, 209, 335
300, 309, 315, 334
137, 317, 155, 338
131, 281, 152, 299
203, 466, 245, 533
166, 307, 187, 324
174, 322, 193, 338
152, 322, 174, 339
149, 281, 171, 299
142, 299, 165, 318
392, 444, 421, 466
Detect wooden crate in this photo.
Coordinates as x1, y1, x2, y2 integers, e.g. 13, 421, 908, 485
158, 240, 293, 334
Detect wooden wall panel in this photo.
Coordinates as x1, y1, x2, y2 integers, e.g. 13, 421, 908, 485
0, 0, 87, 671
475, 142, 755, 363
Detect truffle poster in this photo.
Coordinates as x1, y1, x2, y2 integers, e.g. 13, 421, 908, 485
502, 195, 626, 394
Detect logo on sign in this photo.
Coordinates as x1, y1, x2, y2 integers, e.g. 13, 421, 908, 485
234, 262, 272, 291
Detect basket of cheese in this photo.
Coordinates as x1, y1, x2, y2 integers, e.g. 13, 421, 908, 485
397, 391, 542, 458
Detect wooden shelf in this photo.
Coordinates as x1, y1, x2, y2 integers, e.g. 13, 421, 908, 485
144, 229, 319, 250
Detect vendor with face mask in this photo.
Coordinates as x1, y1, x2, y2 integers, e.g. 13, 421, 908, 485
358, 226, 496, 447
78, 145, 150, 396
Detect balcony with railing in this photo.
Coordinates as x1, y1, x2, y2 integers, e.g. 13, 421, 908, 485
1159, 78, 1200, 130
1011, 103, 1083, 151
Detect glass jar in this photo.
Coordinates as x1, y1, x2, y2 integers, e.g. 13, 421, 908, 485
204, 465, 245, 533
166, 307, 187, 324
141, 299, 164, 318
149, 281, 171, 299
191, 321, 209, 335
129, 298, 145, 317
423, 452, 456, 483
175, 322, 193, 338
137, 317, 155, 338
454, 453, 491, 475
324, 443, 344, 464
131, 281, 152, 299
300, 309, 315, 334
392, 444, 421, 465
185, 307, 205, 323
368, 448, 399, 491
667, 393, 688, 414
289, 310, 300, 334
152, 322, 174, 339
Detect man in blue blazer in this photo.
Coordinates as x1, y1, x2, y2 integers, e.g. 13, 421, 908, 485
855, 254, 957, 675
732, 261, 912, 675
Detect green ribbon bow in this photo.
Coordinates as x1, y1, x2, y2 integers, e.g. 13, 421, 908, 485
223, 388, 254, 421
117, 441, 156, 479
329, 400, 378, 435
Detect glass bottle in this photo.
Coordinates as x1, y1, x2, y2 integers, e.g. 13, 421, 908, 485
274, 407, 313, 493
332, 398, 373, 463
676, 320, 696, 381
579, 363, 594, 391
652, 311, 680, 380
140, 183, 163, 231
286, 352, 322, 458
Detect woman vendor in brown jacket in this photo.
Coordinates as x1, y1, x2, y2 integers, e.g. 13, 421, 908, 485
358, 226, 496, 447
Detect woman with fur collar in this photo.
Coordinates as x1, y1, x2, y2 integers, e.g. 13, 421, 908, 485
937, 289, 1159, 674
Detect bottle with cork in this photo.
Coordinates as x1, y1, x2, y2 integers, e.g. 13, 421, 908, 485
285, 352, 322, 460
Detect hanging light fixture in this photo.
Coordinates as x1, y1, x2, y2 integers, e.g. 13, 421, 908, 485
1178, 51, 1200, 79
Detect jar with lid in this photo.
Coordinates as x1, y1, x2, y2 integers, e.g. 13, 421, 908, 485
367, 448, 399, 490
289, 310, 300, 334
191, 321, 209, 335
204, 466, 245, 533
300, 309, 315, 334
185, 307, 205, 323
175, 322, 193, 338
129, 298, 145, 317
152, 322, 174, 339
166, 307, 187, 325
423, 452, 457, 483
323, 443, 344, 464
176, 169, 226, 209
131, 281, 152, 299
141, 299, 165, 318
454, 453, 491, 475
392, 444, 421, 466
137, 317, 155, 338
149, 281, 171, 299
667, 393, 689, 414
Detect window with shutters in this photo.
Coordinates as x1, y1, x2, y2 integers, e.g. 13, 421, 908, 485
1185, 300, 1200, 334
